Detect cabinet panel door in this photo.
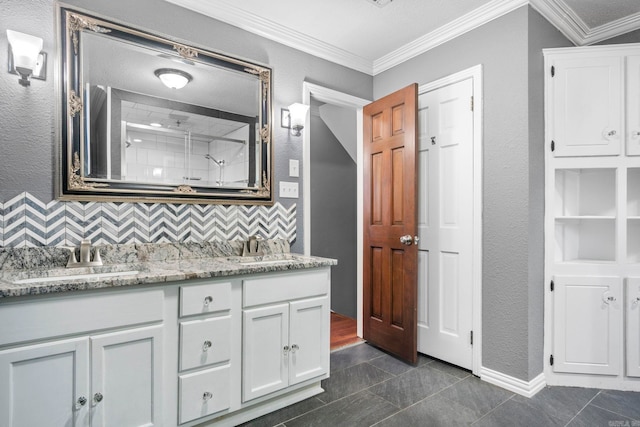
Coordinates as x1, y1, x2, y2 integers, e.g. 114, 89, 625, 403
627, 278, 640, 377
90, 325, 163, 427
628, 56, 640, 156
0, 338, 89, 427
553, 276, 622, 375
551, 56, 623, 157
242, 303, 289, 402
289, 296, 329, 385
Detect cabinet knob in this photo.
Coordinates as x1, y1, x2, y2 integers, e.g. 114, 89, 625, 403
603, 128, 618, 140
283, 345, 290, 355
202, 340, 212, 352
203, 296, 213, 306
632, 296, 640, 306
633, 131, 640, 138
94, 392, 103, 403
202, 391, 213, 401
291, 344, 299, 353
77, 396, 87, 406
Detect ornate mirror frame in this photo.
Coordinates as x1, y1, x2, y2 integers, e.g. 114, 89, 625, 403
57, 6, 273, 204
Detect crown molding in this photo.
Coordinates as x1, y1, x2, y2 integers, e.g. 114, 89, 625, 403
167, 0, 640, 77
164, 0, 373, 74
530, 0, 640, 46
373, 0, 528, 74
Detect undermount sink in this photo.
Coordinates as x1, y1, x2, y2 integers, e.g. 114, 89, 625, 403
238, 259, 294, 266
13, 270, 140, 284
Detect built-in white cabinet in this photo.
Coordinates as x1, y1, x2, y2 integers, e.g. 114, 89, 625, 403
0, 325, 163, 427
242, 270, 330, 402
545, 43, 640, 391
549, 55, 623, 157
626, 278, 640, 378
552, 276, 622, 375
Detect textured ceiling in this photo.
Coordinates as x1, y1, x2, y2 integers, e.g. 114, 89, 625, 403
165, 0, 640, 74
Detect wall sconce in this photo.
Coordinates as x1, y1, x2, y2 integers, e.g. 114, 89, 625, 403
154, 68, 192, 89
281, 103, 310, 136
6, 30, 46, 87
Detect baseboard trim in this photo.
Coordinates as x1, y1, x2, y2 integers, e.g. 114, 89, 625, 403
480, 367, 546, 398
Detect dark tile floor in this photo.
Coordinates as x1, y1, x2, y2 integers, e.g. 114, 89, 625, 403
242, 343, 640, 427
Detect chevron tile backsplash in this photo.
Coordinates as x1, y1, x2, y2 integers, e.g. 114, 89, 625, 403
0, 193, 296, 248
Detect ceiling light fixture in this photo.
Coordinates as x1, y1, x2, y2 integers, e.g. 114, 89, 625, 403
154, 68, 192, 89
365, 0, 394, 8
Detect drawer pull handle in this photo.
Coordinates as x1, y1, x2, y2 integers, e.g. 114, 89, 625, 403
202, 340, 212, 351
203, 391, 213, 401
203, 296, 213, 306
94, 392, 103, 403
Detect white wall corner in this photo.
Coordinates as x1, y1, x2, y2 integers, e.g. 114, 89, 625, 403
480, 367, 546, 398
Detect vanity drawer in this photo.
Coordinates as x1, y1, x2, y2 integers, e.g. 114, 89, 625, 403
179, 365, 231, 424
180, 315, 231, 371
243, 268, 330, 307
180, 281, 231, 317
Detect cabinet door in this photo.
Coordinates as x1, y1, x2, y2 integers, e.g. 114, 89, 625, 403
242, 303, 289, 402
289, 296, 329, 385
90, 325, 163, 427
0, 338, 89, 427
553, 276, 622, 375
550, 56, 623, 156
628, 56, 640, 156
627, 278, 640, 377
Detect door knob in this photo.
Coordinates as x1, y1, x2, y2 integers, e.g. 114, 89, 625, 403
400, 235, 413, 245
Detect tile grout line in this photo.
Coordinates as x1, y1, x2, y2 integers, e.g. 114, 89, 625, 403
563, 389, 603, 427
469, 393, 517, 425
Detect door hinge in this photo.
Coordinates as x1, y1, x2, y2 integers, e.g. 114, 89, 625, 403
551, 66, 555, 77
551, 140, 555, 152
470, 330, 474, 345
470, 96, 474, 112
550, 354, 554, 366
550, 280, 554, 292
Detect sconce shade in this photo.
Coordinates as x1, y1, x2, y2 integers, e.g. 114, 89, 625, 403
7, 30, 44, 86
288, 103, 309, 128
154, 68, 192, 89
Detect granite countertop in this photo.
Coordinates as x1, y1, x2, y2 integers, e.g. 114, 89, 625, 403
0, 240, 337, 299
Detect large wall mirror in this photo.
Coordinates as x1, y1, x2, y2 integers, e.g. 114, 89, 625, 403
58, 7, 273, 204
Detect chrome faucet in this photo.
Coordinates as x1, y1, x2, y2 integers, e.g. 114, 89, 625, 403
242, 235, 264, 257
67, 239, 103, 267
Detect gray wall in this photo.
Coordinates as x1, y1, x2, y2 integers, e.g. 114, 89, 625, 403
374, 6, 570, 381
0, 0, 373, 254
310, 105, 357, 318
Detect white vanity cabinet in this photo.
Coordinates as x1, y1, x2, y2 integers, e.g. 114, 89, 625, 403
0, 289, 164, 427
545, 43, 640, 390
242, 269, 330, 402
0, 263, 333, 427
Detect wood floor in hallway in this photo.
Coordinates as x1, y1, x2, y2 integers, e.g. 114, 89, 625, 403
330, 312, 363, 351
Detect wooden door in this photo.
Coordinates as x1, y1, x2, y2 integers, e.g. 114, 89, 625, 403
91, 325, 163, 427
417, 79, 474, 369
363, 84, 419, 364
0, 338, 89, 427
549, 55, 622, 157
289, 296, 329, 385
552, 276, 622, 375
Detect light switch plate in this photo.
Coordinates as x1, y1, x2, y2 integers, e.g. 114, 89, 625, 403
279, 181, 299, 198
289, 159, 299, 177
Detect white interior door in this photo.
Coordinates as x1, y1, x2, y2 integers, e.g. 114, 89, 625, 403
417, 78, 474, 370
